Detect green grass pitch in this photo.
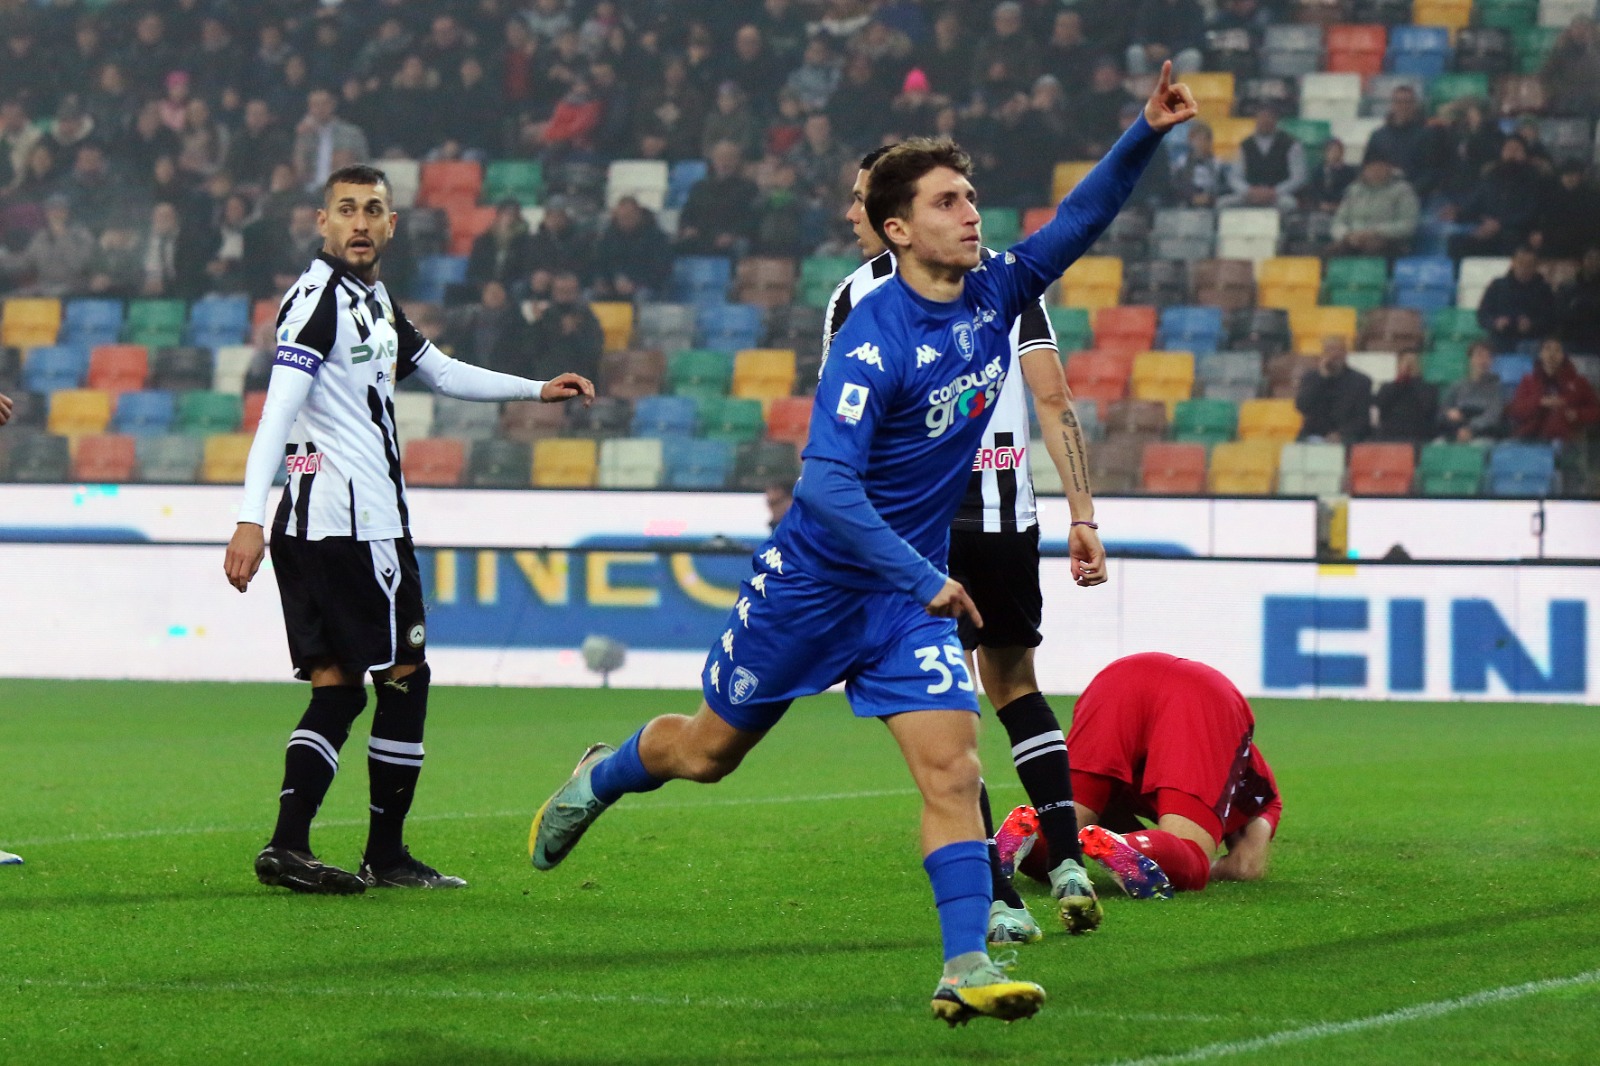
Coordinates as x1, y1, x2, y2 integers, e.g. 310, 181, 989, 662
3, 680, 1599, 1065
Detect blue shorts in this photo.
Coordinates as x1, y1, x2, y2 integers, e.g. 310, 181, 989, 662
701, 557, 980, 732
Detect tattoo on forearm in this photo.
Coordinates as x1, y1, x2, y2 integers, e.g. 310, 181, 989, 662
1057, 408, 1091, 496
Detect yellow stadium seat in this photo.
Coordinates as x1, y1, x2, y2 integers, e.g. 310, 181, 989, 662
201, 432, 253, 484
1257, 284, 1320, 313
731, 348, 796, 411
47, 387, 113, 436
590, 301, 634, 352
3, 297, 62, 348
1209, 440, 1281, 494
1412, 0, 1471, 34
1290, 305, 1359, 354
1186, 72, 1236, 118
1210, 117, 1257, 160
1060, 256, 1123, 309
1258, 256, 1323, 289
1237, 397, 1304, 444
1129, 351, 1196, 415
532, 437, 598, 488
1052, 161, 1096, 201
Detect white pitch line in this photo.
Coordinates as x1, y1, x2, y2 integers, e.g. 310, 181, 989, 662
10, 784, 1022, 848
1096, 969, 1600, 1066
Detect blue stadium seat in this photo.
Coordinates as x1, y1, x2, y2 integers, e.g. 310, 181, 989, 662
186, 295, 251, 348
62, 299, 125, 345
112, 390, 177, 436
695, 303, 763, 352
631, 394, 699, 437
662, 437, 733, 489
1386, 26, 1451, 77
1492, 353, 1533, 393
666, 161, 707, 209
412, 255, 468, 302
21, 344, 89, 393
671, 256, 732, 303
1157, 306, 1225, 355
1486, 442, 1555, 497
1391, 256, 1455, 312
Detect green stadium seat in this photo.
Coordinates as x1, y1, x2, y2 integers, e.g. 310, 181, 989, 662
174, 391, 242, 435
979, 207, 1021, 250
481, 160, 544, 205
667, 349, 733, 401
1418, 442, 1486, 496
1279, 118, 1332, 157
1046, 306, 1092, 352
1422, 343, 1471, 386
699, 396, 764, 443
1170, 397, 1239, 446
1323, 257, 1388, 290
1429, 307, 1484, 345
1475, 0, 1537, 31
1513, 25, 1560, 73
1428, 73, 1489, 110
798, 256, 857, 309
124, 299, 188, 347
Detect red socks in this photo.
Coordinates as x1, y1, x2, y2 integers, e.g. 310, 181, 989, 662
1127, 829, 1212, 892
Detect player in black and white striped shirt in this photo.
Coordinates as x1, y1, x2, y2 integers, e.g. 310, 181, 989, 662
224, 164, 593, 894
827, 147, 1108, 939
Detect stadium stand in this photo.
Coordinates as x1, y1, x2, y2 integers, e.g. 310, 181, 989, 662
0, 0, 1590, 507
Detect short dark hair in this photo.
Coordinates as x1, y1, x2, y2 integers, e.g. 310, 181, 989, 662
858, 144, 895, 171
322, 163, 390, 205
864, 137, 972, 247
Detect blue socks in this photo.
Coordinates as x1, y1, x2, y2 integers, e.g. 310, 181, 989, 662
588, 728, 664, 805
924, 840, 991, 962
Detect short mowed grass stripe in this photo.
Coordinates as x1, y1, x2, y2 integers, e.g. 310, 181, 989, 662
3, 681, 1599, 1065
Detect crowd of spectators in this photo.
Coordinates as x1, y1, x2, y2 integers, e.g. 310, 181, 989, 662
0, 0, 1597, 487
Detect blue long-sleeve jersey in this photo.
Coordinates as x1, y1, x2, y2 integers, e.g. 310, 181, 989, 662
771, 114, 1167, 601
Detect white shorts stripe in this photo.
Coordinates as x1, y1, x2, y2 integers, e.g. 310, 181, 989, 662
368, 737, 425, 757
367, 751, 425, 768
1011, 730, 1066, 759
288, 730, 339, 771
370, 538, 401, 669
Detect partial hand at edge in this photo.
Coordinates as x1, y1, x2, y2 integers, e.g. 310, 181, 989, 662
1069, 523, 1108, 587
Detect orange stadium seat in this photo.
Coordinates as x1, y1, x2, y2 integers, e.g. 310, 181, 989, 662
242, 390, 267, 432
1348, 442, 1417, 496
1141, 442, 1208, 494
765, 395, 812, 448
1326, 24, 1388, 75
1065, 349, 1135, 417
447, 204, 498, 256
87, 344, 149, 393
403, 437, 466, 486
1093, 306, 1157, 352
418, 160, 483, 210
73, 433, 136, 483
1021, 207, 1055, 238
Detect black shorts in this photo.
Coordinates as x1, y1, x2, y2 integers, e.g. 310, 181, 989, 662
270, 534, 426, 680
947, 526, 1043, 651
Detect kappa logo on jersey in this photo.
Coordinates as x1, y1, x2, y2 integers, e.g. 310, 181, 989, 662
284, 451, 325, 475
274, 344, 323, 375
916, 344, 940, 367
925, 355, 1006, 437
729, 666, 760, 705
843, 342, 884, 371
952, 320, 975, 360
835, 383, 870, 425
971, 445, 1026, 471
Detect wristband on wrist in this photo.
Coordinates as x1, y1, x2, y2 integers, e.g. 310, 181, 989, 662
1071, 520, 1099, 529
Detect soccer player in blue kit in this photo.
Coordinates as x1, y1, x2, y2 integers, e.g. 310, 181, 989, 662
531, 64, 1196, 1025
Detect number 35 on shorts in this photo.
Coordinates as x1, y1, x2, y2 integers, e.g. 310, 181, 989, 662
914, 643, 974, 695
